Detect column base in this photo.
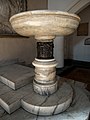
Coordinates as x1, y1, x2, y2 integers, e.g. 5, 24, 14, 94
33, 79, 58, 95
32, 58, 58, 95
21, 76, 73, 116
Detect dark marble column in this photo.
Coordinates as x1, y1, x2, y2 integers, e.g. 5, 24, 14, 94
37, 41, 54, 59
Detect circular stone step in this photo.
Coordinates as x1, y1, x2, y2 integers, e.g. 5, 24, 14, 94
21, 80, 73, 116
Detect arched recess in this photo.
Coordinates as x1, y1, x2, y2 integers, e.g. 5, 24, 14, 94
48, 0, 90, 67
68, 0, 90, 13
64, 0, 90, 61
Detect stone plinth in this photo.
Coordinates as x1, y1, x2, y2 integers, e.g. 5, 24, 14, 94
21, 79, 73, 115
0, 75, 73, 115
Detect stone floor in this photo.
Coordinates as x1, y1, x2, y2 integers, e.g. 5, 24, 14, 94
63, 67, 90, 91
0, 63, 90, 120
0, 81, 90, 120
0, 64, 34, 90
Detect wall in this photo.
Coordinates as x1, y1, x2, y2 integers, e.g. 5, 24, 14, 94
0, 37, 36, 64
27, 0, 48, 10
48, 0, 79, 11
54, 37, 64, 68
66, 5, 90, 62
48, 0, 90, 63
48, 0, 80, 67
0, 0, 48, 64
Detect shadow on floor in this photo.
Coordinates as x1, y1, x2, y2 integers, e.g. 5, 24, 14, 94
56, 66, 90, 91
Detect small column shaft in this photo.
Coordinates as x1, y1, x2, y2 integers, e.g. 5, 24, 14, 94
37, 42, 54, 59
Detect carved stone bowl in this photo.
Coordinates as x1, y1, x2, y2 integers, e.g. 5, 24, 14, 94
10, 10, 80, 40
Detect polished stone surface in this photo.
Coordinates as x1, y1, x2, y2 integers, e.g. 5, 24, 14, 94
0, 82, 11, 96
0, 81, 90, 120
21, 80, 73, 115
9, 10, 80, 96
0, 75, 90, 118
32, 59, 58, 95
33, 79, 58, 95
0, 106, 5, 118
0, 64, 34, 90
0, 76, 73, 115
0, 82, 33, 114
10, 10, 80, 40
8, 10, 83, 117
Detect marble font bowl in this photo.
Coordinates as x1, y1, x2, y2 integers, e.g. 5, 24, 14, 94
10, 10, 80, 40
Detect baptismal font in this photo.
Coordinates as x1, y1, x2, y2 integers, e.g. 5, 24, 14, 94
10, 10, 80, 115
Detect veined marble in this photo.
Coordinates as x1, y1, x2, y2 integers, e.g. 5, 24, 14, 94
0, 64, 34, 90
9, 10, 81, 116
32, 59, 57, 95
0, 82, 90, 120
21, 80, 73, 115
10, 10, 80, 40
0, 76, 73, 115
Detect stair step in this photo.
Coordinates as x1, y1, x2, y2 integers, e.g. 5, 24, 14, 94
0, 64, 34, 90
0, 80, 33, 114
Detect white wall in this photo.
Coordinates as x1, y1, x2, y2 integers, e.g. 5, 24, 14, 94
54, 37, 64, 68
71, 5, 90, 62
48, 0, 80, 67
48, 0, 90, 63
48, 0, 79, 11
